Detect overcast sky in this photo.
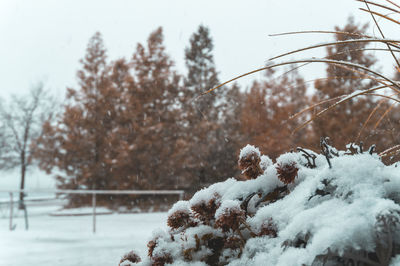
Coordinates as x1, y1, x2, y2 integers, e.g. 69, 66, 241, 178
1, 0, 399, 99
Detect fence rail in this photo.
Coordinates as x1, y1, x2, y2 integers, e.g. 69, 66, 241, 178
0, 189, 185, 195
2, 189, 185, 233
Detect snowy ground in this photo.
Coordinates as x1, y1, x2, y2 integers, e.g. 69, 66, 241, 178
0, 208, 167, 266
0, 167, 171, 265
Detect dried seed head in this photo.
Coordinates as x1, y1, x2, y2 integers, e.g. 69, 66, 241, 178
215, 203, 246, 232
167, 210, 196, 229
119, 250, 141, 265
238, 145, 263, 180
151, 253, 173, 266
147, 237, 173, 266
191, 194, 221, 225
276, 162, 299, 184
147, 240, 157, 258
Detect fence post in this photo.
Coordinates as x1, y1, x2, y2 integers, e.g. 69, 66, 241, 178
9, 192, 13, 231
179, 191, 184, 201
92, 193, 96, 234
23, 202, 29, 230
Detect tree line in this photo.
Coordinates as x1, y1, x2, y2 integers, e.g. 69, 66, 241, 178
1, 18, 399, 207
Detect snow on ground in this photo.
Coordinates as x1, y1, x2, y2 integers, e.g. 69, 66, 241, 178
0, 207, 167, 266
0, 167, 169, 265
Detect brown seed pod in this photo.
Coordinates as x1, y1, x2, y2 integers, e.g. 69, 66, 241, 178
191, 194, 221, 225
238, 148, 263, 180
148, 237, 173, 266
276, 162, 299, 184
167, 210, 196, 229
151, 253, 173, 266
215, 204, 246, 232
147, 240, 157, 258
119, 250, 141, 265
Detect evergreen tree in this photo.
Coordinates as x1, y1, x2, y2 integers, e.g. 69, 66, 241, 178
182, 25, 228, 192
185, 25, 219, 118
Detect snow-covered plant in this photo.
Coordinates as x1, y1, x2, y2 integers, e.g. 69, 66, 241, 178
120, 141, 400, 265
167, 201, 198, 230
119, 251, 142, 266
238, 145, 263, 180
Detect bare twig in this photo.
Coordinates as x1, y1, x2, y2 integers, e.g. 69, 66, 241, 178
374, 101, 397, 130
269, 30, 373, 39
356, 0, 400, 14
359, 8, 400, 26
379, 144, 400, 157
362, 0, 400, 69
386, 0, 400, 10
269, 39, 400, 61
202, 58, 400, 96
356, 97, 387, 141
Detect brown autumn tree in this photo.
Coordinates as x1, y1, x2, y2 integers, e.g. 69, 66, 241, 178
114, 27, 183, 191
240, 67, 311, 160
35, 29, 185, 208
312, 17, 379, 150
34, 32, 124, 206
102, 58, 140, 191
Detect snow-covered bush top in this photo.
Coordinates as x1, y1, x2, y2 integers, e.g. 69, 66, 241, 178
121, 143, 400, 266
168, 200, 191, 216
239, 144, 261, 160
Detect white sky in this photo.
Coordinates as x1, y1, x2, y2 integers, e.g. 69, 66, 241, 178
1, 0, 399, 99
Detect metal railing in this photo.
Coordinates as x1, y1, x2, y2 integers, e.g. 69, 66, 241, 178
1, 189, 185, 233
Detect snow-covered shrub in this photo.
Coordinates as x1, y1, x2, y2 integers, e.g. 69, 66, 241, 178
119, 251, 142, 265
121, 141, 400, 266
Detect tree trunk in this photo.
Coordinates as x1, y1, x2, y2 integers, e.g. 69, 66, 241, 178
19, 157, 26, 210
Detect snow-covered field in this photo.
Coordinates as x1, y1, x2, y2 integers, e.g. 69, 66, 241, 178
0, 167, 172, 265
0, 208, 167, 266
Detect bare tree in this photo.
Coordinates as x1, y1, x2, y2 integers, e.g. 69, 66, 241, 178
0, 83, 55, 210
0, 123, 12, 168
